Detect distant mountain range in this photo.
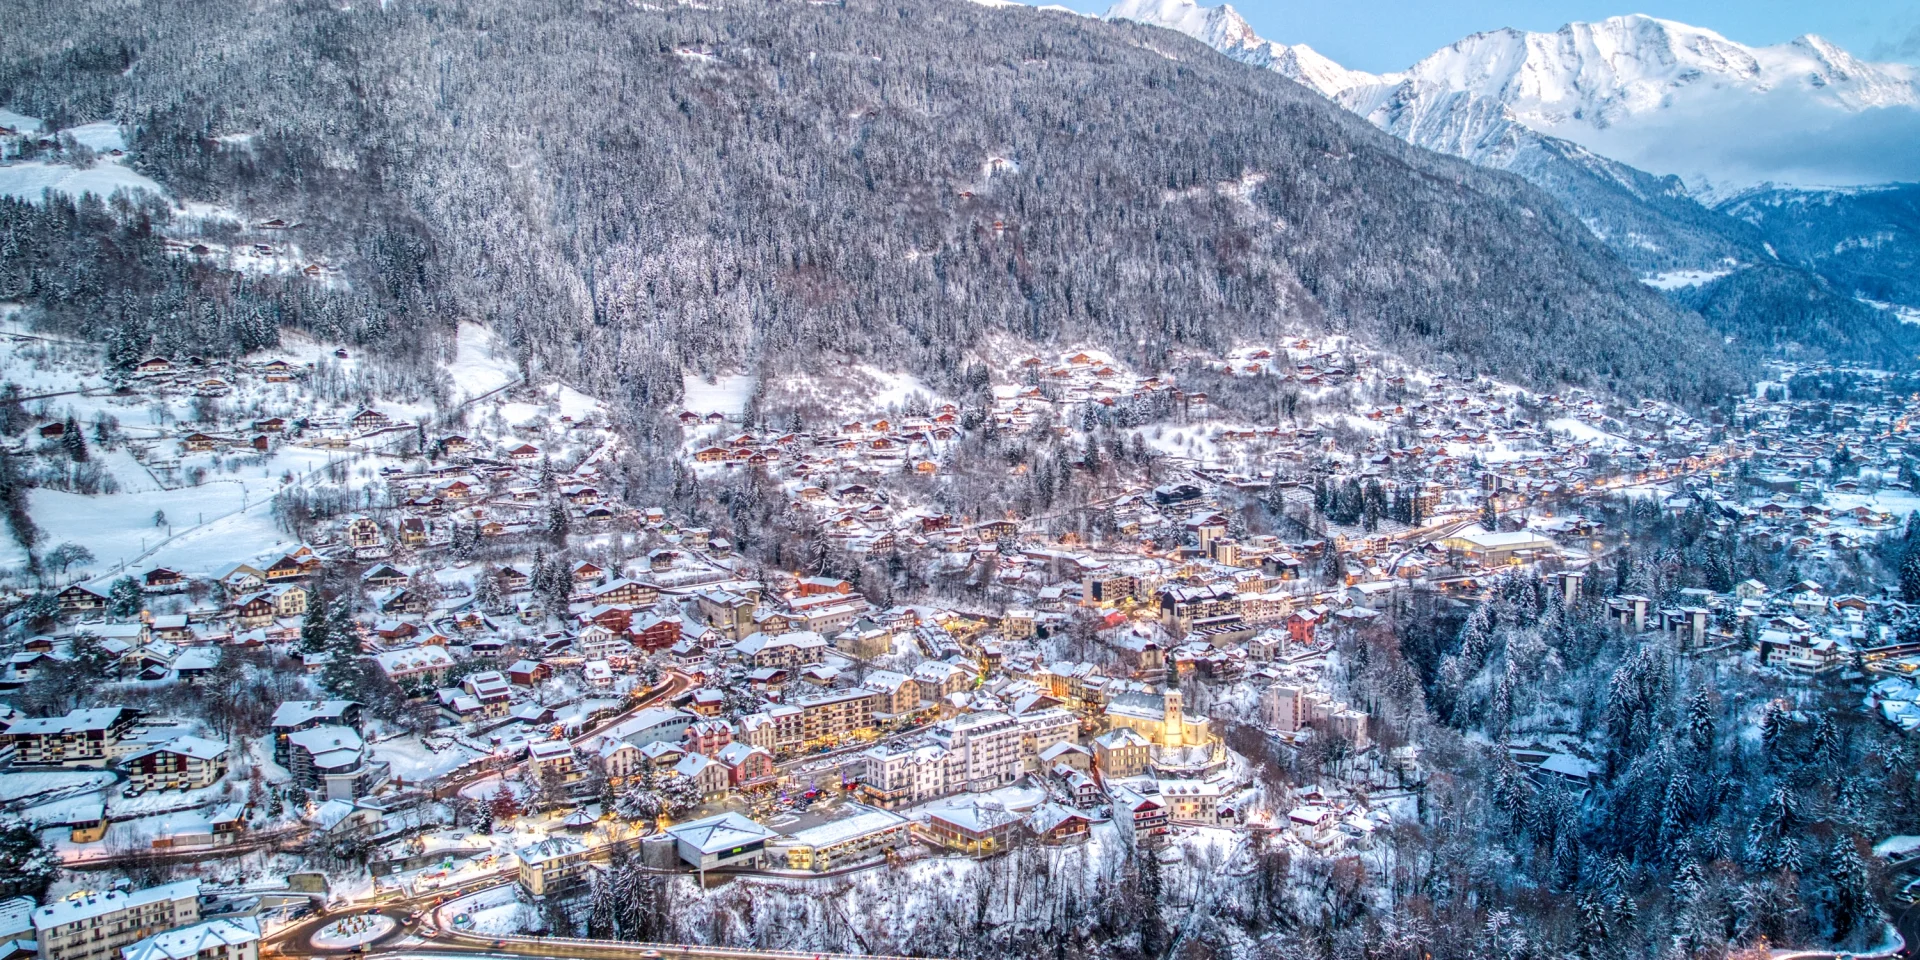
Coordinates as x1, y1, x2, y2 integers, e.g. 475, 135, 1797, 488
1105, 0, 1920, 321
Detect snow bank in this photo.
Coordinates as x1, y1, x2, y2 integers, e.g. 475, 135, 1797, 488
1874, 835, 1920, 859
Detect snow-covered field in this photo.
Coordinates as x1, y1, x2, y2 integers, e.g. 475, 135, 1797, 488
1828, 489, 1920, 518
0, 441, 366, 581
372, 735, 484, 784
682, 374, 756, 418
1860, 298, 1920, 325
446, 323, 518, 402
1641, 268, 1735, 290
0, 159, 163, 203
0, 116, 164, 203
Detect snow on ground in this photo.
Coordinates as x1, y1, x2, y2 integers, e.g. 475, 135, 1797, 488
759, 365, 942, 420
0, 477, 289, 579
548, 384, 601, 421
1860, 298, 1920, 325
0, 769, 114, 804
442, 883, 526, 935
62, 123, 126, 153
1828, 489, 1920, 518
0, 158, 164, 203
175, 201, 244, 225
0, 110, 43, 136
1874, 835, 1920, 859
446, 323, 517, 401
1546, 417, 1631, 448
371, 735, 483, 784
102, 809, 212, 848
682, 373, 756, 418
1640, 268, 1734, 290
0, 112, 160, 202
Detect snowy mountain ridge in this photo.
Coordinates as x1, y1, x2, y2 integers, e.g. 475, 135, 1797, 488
1102, 0, 1920, 192
1101, 0, 1378, 97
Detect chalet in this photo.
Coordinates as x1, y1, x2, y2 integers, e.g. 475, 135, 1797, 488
497, 567, 531, 592
344, 516, 384, 550
1027, 804, 1091, 844
507, 660, 552, 686
351, 408, 391, 433
56, 584, 108, 615
181, 433, 219, 453
374, 645, 455, 685
380, 590, 429, 616
399, 518, 428, 547
506, 444, 540, 461
143, 568, 187, 592
261, 359, 299, 381
362, 565, 409, 590
216, 564, 267, 592
135, 357, 173, 375
631, 613, 683, 652
233, 593, 278, 629
264, 554, 312, 582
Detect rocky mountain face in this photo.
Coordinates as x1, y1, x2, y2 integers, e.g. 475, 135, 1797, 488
1106, 0, 1920, 352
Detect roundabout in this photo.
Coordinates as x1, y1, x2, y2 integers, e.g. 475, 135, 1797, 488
312, 914, 397, 950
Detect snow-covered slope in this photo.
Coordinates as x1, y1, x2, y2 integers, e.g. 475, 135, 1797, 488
1105, 2, 1920, 192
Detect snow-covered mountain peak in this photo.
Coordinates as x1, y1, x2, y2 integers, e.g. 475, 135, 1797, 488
1108, 0, 1920, 190
1103, 0, 1259, 53
1103, 0, 1381, 96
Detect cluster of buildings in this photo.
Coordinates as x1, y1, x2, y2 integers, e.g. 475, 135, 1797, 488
11, 329, 1920, 929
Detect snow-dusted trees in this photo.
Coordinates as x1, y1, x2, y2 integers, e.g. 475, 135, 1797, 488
3, 0, 1761, 415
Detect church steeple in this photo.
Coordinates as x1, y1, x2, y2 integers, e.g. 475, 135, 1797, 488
1161, 666, 1184, 749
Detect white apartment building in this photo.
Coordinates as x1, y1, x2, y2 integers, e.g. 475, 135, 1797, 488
34, 880, 201, 960
120, 917, 258, 960
856, 740, 950, 808
929, 711, 1022, 792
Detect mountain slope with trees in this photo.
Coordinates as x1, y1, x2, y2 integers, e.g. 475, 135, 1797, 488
1, 0, 1747, 410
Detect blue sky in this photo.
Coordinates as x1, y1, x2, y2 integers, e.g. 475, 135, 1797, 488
1061, 0, 1920, 73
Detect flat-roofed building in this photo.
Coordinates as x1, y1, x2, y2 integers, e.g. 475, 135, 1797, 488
34, 880, 200, 960
120, 917, 258, 960
665, 813, 777, 872
4, 707, 139, 767
773, 804, 910, 871
124, 736, 228, 792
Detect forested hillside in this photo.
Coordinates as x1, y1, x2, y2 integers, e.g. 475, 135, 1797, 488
2, 0, 1744, 412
